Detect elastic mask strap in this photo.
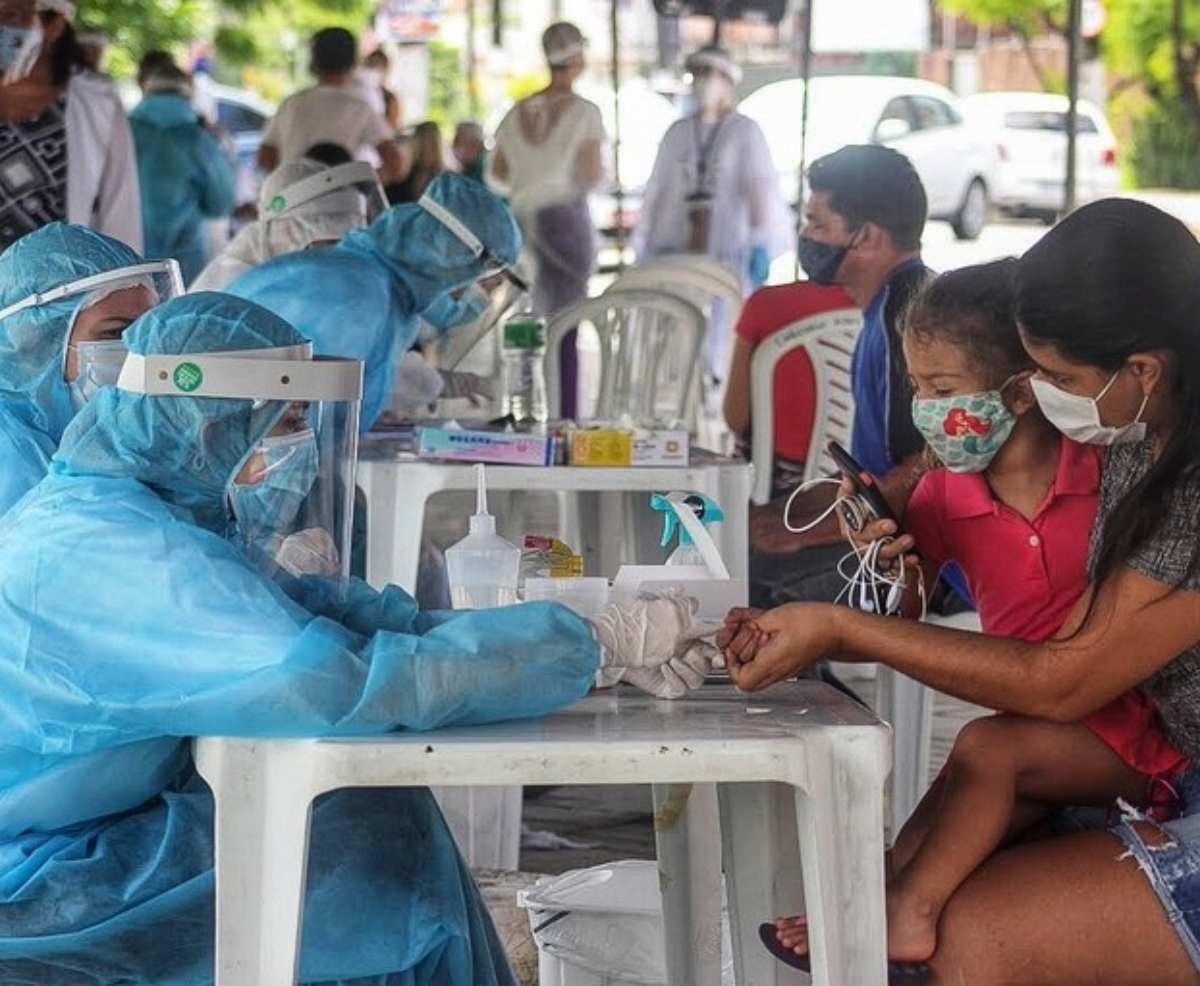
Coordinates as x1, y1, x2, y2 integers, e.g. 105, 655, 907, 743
1093, 368, 1122, 405
417, 193, 484, 259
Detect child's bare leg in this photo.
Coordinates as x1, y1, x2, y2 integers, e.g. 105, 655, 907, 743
891, 758, 1052, 878
890, 773, 947, 878
886, 715, 1147, 964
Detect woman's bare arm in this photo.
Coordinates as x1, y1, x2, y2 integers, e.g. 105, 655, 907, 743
726, 566, 1200, 721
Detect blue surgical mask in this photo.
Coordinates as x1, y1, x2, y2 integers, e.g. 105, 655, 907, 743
68, 339, 128, 412
229, 429, 320, 552
911, 388, 1017, 473
421, 283, 490, 335
797, 235, 850, 285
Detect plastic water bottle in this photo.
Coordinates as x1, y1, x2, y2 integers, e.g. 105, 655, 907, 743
445, 464, 521, 609
500, 313, 549, 423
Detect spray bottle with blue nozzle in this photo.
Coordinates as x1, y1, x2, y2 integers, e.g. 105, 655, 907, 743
651, 491, 726, 568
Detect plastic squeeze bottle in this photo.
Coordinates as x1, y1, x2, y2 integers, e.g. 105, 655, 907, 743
650, 491, 726, 567
445, 464, 521, 609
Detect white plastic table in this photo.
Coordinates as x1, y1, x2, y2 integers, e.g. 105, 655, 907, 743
194, 682, 889, 986
356, 447, 753, 594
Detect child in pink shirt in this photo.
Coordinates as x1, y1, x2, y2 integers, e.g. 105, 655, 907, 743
763, 259, 1185, 970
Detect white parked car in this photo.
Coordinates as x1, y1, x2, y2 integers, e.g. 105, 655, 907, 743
962, 91, 1120, 224
739, 75, 1000, 240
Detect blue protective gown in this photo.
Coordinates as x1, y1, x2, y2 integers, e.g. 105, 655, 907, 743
0, 293, 601, 985
227, 172, 521, 431
0, 223, 143, 515
130, 94, 236, 284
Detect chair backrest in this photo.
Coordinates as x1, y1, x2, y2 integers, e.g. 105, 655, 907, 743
545, 289, 707, 424
613, 255, 744, 321
749, 307, 863, 505
632, 253, 743, 296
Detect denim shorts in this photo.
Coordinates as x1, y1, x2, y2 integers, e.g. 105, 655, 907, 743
1112, 763, 1200, 970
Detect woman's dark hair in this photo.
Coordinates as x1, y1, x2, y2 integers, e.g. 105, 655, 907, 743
1017, 197, 1200, 588
41, 12, 87, 88
903, 258, 1030, 387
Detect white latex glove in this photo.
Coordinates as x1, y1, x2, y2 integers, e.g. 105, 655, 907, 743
591, 593, 700, 669
275, 527, 342, 578
439, 369, 493, 402
606, 641, 718, 699
392, 351, 445, 416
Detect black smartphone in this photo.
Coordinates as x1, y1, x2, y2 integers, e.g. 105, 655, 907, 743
826, 440, 898, 529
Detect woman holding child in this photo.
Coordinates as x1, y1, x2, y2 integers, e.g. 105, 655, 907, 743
723, 198, 1200, 985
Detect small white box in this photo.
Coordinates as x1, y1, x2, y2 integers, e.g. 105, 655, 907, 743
632, 431, 689, 467
612, 566, 747, 624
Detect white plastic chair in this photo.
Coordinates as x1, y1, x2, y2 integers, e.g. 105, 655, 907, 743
747, 307, 863, 506
876, 610, 982, 835
609, 256, 746, 444
607, 257, 745, 327
544, 289, 706, 424
194, 682, 890, 986
625, 253, 744, 304
741, 306, 979, 835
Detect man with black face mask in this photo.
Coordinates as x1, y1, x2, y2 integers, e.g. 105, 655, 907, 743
750, 144, 934, 609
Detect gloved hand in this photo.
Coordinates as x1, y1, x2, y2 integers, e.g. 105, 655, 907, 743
392, 351, 445, 415
603, 640, 719, 699
275, 527, 342, 578
439, 369, 494, 404
591, 593, 700, 669
748, 245, 770, 288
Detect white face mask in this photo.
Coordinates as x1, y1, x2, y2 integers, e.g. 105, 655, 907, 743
1030, 370, 1149, 446
0, 20, 42, 85
695, 77, 731, 115
68, 339, 128, 411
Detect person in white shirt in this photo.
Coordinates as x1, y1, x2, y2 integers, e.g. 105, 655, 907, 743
256, 27, 405, 185
634, 45, 790, 380
0, 0, 142, 250
488, 20, 606, 418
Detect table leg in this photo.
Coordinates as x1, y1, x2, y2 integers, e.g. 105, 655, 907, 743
719, 783, 806, 986
574, 491, 604, 577
874, 665, 933, 836
652, 782, 724, 986
196, 741, 314, 986
360, 465, 437, 596
711, 468, 751, 585
791, 736, 889, 986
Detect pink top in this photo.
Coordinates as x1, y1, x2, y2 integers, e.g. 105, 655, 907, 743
906, 436, 1186, 784
905, 435, 1102, 641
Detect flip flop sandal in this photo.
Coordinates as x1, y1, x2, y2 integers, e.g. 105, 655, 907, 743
758, 920, 931, 984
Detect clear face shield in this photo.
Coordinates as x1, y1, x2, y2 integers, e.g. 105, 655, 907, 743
0, 260, 186, 409
263, 161, 389, 231
117, 343, 364, 594
416, 192, 531, 371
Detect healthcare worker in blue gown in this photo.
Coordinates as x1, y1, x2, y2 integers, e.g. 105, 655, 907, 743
0, 223, 184, 515
0, 292, 711, 986
227, 170, 520, 432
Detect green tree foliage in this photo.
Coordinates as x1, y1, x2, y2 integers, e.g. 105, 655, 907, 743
1105, 0, 1200, 187
77, 0, 211, 79
940, 0, 1069, 34
943, 0, 1200, 186
426, 41, 466, 131
80, 0, 374, 93
940, 0, 1069, 90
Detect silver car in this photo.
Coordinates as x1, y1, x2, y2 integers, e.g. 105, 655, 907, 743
740, 75, 1000, 240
